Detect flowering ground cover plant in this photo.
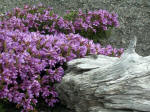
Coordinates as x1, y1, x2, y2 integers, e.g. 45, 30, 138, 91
64, 9, 119, 42
0, 4, 119, 43
0, 29, 123, 111
0, 5, 75, 35
0, 4, 123, 112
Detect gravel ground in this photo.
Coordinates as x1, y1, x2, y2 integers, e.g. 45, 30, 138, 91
0, 0, 80, 16
0, 0, 45, 13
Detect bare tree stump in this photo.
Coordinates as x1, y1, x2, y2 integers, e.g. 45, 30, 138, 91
56, 37, 150, 112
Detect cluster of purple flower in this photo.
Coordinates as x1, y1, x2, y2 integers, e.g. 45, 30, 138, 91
0, 29, 123, 111
0, 5, 75, 35
72, 9, 119, 32
0, 5, 119, 38
63, 9, 120, 42
0, 4, 123, 112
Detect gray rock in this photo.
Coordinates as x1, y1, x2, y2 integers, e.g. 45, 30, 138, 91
55, 37, 150, 112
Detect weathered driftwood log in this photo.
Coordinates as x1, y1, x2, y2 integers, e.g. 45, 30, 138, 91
56, 37, 150, 112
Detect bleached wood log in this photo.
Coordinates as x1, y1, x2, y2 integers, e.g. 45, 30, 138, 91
56, 37, 150, 112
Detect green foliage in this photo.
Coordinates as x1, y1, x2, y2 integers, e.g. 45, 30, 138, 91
75, 27, 112, 43
0, 100, 21, 112
63, 10, 78, 22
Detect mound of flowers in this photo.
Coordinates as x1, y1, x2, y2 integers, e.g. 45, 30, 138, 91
0, 5, 75, 34
0, 4, 124, 112
0, 4, 119, 43
0, 29, 123, 111
64, 9, 119, 41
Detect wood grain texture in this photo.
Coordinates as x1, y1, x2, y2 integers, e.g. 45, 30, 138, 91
56, 37, 150, 112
